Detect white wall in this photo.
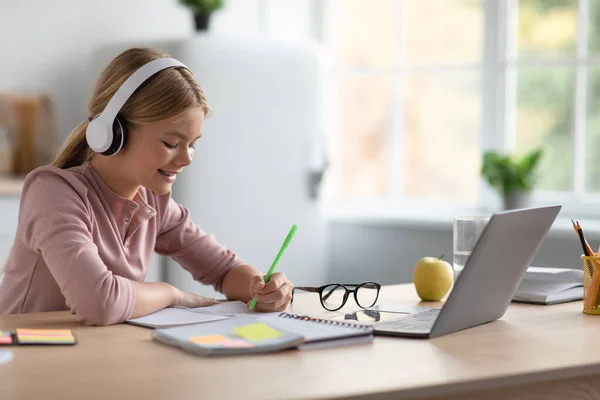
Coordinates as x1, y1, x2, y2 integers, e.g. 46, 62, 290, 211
0, 0, 317, 143
0, 0, 190, 144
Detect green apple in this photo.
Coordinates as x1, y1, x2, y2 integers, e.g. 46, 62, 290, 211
413, 256, 454, 301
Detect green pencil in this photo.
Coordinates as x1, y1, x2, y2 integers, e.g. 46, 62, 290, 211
248, 224, 297, 311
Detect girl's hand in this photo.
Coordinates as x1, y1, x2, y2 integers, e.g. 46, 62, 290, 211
174, 288, 220, 308
248, 272, 293, 312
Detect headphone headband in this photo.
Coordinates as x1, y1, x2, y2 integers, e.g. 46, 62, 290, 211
86, 57, 190, 154
98, 58, 188, 125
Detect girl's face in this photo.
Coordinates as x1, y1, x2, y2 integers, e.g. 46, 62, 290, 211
117, 109, 204, 196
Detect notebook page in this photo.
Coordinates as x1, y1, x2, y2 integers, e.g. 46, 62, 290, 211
258, 314, 371, 343
181, 301, 283, 318
127, 308, 228, 328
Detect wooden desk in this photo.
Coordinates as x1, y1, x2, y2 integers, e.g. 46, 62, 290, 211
1, 284, 600, 400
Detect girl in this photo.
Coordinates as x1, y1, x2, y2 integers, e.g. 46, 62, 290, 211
0, 47, 293, 326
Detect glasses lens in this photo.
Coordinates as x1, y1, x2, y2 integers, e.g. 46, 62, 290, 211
356, 282, 379, 308
320, 284, 347, 311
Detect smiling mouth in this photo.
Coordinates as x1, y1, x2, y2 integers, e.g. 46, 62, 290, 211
158, 169, 176, 177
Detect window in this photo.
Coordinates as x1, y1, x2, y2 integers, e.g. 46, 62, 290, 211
321, 0, 600, 217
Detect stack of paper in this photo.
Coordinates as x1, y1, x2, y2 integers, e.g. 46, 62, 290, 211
512, 267, 583, 305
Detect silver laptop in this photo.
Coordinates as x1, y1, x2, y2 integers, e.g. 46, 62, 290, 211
374, 205, 562, 339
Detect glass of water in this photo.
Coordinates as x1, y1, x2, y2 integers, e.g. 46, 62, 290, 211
453, 216, 490, 278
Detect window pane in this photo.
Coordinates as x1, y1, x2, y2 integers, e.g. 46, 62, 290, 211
328, 0, 396, 68
590, 0, 600, 55
586, 68, 600, 192
402, 72, 481, 205
518, 0, 577, 59
337, 76, 391, 197
515, 67, 574, 191
403, 0, 483, 65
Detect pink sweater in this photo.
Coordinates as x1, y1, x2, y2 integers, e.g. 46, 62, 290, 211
0, 162, 245, 325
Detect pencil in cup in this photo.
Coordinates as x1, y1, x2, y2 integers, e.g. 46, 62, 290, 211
571, 220, 600, 313
572, 220, 594, 276
582, 255, 600, 314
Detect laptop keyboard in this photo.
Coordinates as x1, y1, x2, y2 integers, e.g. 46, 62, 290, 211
376, 308, 441, 332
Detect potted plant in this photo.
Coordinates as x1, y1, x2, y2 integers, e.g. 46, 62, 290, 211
179, 0, 224, 31
481, 147, 543, 210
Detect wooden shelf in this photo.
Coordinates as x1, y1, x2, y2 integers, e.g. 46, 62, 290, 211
0, 176, 25, 196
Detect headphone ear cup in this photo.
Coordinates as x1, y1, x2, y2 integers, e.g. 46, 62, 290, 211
102, 116, 127, 156
86, 119, 111, 153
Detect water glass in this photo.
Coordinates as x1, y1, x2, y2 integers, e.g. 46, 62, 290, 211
453, 216, 489, 278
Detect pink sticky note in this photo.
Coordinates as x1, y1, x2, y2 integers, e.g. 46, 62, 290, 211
219, 339, 255, 348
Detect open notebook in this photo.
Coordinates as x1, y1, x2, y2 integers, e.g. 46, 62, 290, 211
512, 267, 583, 305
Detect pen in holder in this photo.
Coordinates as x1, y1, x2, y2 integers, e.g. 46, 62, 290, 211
571, 219, 600, 314
582, 255, 600, 315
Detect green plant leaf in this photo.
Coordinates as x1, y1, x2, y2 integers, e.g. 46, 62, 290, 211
518, 148, 543, 175
480, 147, 543, 195
179, 0, 224, 14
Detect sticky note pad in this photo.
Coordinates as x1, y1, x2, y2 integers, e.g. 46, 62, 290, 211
16, 328, 75, 345
16, 329, 73, 336
233, 322, 284, 342
17, 336, 75, 344
190, 335, 229, 345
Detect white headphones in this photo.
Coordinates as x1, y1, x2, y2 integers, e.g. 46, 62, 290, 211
86, 57, 191, 156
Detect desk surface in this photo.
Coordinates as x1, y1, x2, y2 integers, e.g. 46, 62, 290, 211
1, 284, 599, 400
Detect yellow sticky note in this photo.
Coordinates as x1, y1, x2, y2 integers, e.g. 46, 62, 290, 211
233, 323, 284, 342
16, 329, 72, 335
18, 336, 75, 343
190, 335, 229, 345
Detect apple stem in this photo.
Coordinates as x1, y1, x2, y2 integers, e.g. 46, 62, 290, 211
438, 255, 444, 260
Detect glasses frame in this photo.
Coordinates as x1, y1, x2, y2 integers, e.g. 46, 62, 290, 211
291, 281, 381, 311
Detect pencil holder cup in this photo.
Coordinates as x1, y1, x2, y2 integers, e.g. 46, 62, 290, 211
582, 255, 600, 315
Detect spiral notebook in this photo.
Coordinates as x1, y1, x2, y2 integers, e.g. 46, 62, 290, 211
258, 313, 374, 350
152, 316, 304, 357
152, 313, 374, 356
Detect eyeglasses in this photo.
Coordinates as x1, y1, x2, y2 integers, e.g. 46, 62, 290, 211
291, 282, 381, 311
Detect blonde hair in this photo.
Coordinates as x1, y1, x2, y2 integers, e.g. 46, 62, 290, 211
53, 47, 211, 169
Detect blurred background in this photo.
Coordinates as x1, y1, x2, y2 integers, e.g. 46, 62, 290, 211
0, 0, 597, 294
